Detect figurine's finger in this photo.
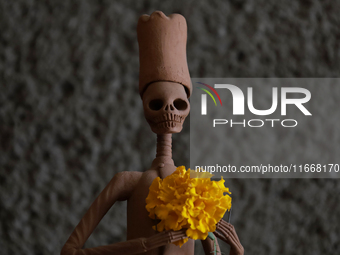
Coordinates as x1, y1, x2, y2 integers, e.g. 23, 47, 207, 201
217, 223, 231, 233
223, 230, 240, 250
227, 231, 243, 251
153, 233, 174, 246
169, 231, 173, 241
170, 235, 188, 243
152, 230, 173, 244
216, 227, 240, 249
169, 229, 186, 237
216, 228, 234, 244
230, 226, 241, 243
217, 222, 233, 234
213, 230, 227, 241
217, 220, 244, 252
173, 229, 187, 236
169, 230, 188, 241
218, 223, 241, 243
217, 219, 231, 229
222, 228, 241, 248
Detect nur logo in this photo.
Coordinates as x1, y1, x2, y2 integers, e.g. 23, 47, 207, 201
196, 82, 222, 115
198, 83, 312, 116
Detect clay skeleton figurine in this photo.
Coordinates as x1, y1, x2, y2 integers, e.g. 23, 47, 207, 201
61, 11, 244, 255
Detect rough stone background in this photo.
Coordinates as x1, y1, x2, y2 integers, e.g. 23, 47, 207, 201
1, 0, 339, 254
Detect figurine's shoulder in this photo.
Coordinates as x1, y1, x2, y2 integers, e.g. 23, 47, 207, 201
113, 171, 143, 181
139, 169, 160, 185
109, 171, 143, 201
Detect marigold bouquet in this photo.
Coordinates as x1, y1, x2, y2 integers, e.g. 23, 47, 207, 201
145, 166, 232, 247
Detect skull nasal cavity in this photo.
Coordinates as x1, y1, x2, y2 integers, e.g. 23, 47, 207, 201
165, 104, 175, 111
149, 99, 163, 111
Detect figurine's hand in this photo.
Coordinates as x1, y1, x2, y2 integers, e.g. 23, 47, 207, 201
143, 229, 188, 251
214, 220, 244, 255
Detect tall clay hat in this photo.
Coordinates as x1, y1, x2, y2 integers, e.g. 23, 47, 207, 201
137, 11, 192, 98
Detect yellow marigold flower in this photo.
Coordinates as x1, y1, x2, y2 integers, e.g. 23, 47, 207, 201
145, 166, 232, 247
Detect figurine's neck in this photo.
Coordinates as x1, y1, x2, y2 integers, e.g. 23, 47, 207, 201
156, 134, 172, 158
151, 134, 174, 168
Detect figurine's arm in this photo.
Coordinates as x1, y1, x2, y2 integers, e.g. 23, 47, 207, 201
62, 228, 187, 255
61, 171, 142, 255
213, 220, 244, 255
61, 171, 188, 255
201, 233, 221, 255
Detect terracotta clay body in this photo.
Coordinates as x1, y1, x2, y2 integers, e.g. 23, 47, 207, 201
61, 11, 244, 255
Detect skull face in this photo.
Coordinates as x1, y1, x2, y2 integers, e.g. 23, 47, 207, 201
142, 81, 190, 134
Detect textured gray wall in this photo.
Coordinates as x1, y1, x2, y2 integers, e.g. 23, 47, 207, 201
1, 0, 339, 254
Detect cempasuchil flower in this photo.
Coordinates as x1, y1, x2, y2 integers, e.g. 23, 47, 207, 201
145, 166, 231, 247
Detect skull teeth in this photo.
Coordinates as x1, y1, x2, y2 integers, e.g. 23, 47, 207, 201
153, 113, 184, 129
157, 121, 177, 128
152, 113, 184, 130
158, 113, 183, 123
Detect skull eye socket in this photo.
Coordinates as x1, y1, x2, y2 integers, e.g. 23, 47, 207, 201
174, 99, 188, 111
149, 99, 163, 111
